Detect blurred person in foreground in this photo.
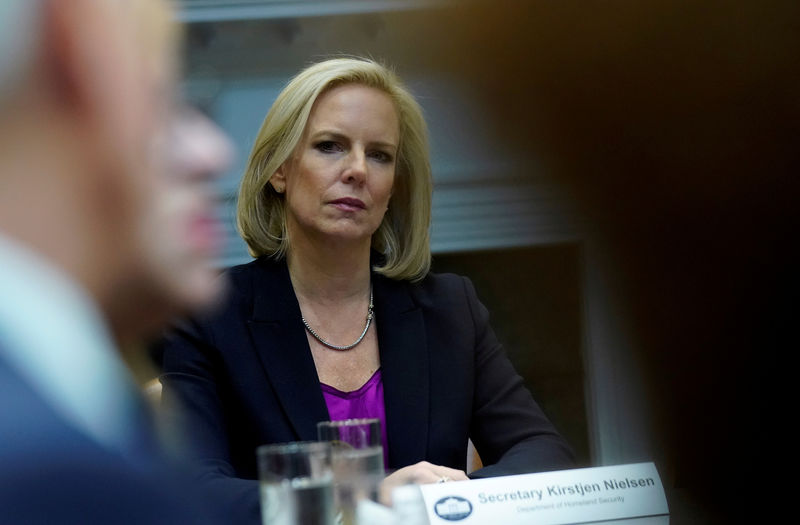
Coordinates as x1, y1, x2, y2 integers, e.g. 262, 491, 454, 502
0, 0, 232, 522
158, 57, 575, 519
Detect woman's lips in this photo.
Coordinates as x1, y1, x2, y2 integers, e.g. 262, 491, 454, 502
329, 197, 366, 212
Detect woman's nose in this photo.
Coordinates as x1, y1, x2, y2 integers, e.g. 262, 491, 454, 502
342, 149, 367, 184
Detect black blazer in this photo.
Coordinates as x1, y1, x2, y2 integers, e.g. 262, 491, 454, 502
159, 257, 574, 520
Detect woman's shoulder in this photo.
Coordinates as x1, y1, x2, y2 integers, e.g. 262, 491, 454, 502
224, 256, 283, 289
388, 272, 487, 333
415, 270, 466, 289
200, 256, 286, 316
225, 255, 279, 274
402, 271, 477, 306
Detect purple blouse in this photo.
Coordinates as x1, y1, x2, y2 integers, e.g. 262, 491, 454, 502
320, 369, 389, 467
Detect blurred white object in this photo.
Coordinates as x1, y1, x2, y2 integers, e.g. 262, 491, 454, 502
355, 499, 396, 525
391, 485, 429, 525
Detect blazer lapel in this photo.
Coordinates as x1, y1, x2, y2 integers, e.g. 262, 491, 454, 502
374, 275, 430, 468
246, 258, 329, 441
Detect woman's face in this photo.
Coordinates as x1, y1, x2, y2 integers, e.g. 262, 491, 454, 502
274, 83, 399, 247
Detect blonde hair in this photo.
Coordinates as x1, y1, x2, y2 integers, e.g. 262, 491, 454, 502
236, 57, 432, 281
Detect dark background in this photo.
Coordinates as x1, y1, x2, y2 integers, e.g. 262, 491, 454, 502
427, 1, 798, 521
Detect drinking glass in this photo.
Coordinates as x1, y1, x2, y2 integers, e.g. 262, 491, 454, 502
317, 419, 385, 525
257, 441, 335, 525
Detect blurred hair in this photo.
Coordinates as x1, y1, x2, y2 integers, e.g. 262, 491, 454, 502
236, 57, 433, 281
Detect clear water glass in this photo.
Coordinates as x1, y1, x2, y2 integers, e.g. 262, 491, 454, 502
317, 419, 385, 525
257, 441, 335, 525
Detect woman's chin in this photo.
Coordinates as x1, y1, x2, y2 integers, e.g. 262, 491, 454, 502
310, 225, 381, 247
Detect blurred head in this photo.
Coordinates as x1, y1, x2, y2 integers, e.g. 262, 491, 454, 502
237, 57, 432, 281
133, 107, 232, 334
0, 0, 231, 341
92, 0, 233, 337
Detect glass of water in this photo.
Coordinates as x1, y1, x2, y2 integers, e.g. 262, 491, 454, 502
256, 441, 335, 525
317, 419, 385, 525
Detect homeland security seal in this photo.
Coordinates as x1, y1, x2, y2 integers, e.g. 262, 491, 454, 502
434, 496, 473, 521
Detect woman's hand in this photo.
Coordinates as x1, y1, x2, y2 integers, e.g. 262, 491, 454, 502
379, 461, 469, 506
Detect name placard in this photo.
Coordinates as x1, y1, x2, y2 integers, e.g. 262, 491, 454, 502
418, 462, 668, 524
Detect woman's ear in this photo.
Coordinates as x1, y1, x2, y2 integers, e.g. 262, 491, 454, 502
269, 165, 287, 194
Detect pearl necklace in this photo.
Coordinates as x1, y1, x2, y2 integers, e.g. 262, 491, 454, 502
301, 286, 374, 351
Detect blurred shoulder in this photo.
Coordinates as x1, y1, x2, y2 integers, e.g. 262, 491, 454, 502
0, 360, 215, 524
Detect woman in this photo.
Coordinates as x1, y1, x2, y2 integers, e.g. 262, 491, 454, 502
159, 57, 574, 519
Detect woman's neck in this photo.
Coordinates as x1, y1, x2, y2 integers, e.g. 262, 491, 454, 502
286, 235, 372, 304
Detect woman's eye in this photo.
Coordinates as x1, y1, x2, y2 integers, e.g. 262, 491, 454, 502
315, 141, 342, 153
369, 150, 393, 163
